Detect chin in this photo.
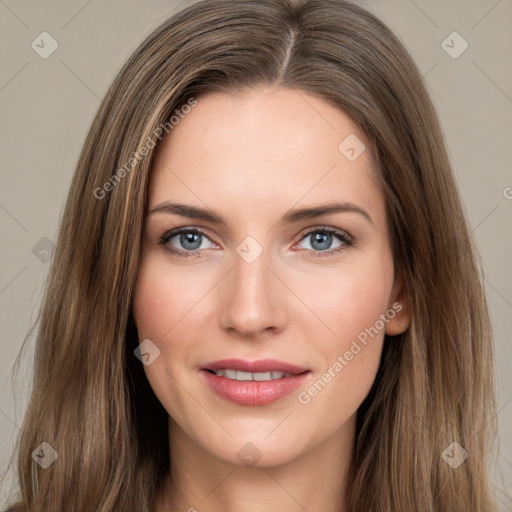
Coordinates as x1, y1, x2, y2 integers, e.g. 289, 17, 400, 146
200, 428, 314, 469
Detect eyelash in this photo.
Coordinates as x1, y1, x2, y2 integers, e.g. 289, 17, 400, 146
159, 226, 354, 259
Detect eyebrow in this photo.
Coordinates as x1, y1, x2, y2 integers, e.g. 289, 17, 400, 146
148, 201, 374, 226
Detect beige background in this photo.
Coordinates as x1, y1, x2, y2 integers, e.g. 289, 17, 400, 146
0, 0, 511, 507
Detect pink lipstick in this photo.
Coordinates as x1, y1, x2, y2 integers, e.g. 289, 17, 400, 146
201, 358, 310, 406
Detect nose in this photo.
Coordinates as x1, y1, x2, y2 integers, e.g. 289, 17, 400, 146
218, 245, 288, 338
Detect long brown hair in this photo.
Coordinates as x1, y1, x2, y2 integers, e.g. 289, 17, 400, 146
5, 0, 497, 510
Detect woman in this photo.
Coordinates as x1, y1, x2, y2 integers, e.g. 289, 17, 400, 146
4, 0, 498, 510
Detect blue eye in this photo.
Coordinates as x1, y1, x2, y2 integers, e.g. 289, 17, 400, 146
301, 230, 347, 251
159, 226, 353, 259
293, 227, 353, 259
160, 228, 215, 258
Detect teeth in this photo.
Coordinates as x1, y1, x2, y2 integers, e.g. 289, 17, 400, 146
214, 369, 288, 381
224, 369, 237, 380
253, 372, 272, 381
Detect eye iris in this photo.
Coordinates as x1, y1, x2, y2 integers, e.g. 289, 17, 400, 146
311, 232, 332, 250
180, 230, 202, 250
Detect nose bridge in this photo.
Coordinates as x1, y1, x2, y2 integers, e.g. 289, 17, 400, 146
219, 238, 287, 336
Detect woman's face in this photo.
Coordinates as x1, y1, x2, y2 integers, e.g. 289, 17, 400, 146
132, 86, 409, 468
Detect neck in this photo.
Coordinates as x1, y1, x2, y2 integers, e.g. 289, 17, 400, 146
155, 415, 356, 512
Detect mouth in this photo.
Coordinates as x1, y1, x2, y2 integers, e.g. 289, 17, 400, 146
204, 369, 297, 381
200, 358, 311, 406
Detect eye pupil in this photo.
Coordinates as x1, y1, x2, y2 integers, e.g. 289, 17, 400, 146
311, 232, 332, 250
180, 230, 202, 250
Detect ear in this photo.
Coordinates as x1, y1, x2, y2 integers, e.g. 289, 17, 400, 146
385, 272, 411, 335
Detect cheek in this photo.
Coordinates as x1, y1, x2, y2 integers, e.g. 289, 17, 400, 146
131, 257, 201, 423
291, 252, 394, 348
131, 254, 219, 394
293, 255, 394, 415
132, 255, 210, 343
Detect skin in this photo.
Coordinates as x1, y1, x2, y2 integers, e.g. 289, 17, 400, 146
132, 86, 411, 512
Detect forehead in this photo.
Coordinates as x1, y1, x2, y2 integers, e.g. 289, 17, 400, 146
147, 87, 384, 229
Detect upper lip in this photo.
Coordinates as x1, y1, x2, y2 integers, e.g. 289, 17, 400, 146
202, 358, 310, 375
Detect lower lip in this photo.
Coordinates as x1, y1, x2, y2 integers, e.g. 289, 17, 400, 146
201, 370, 310, 406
